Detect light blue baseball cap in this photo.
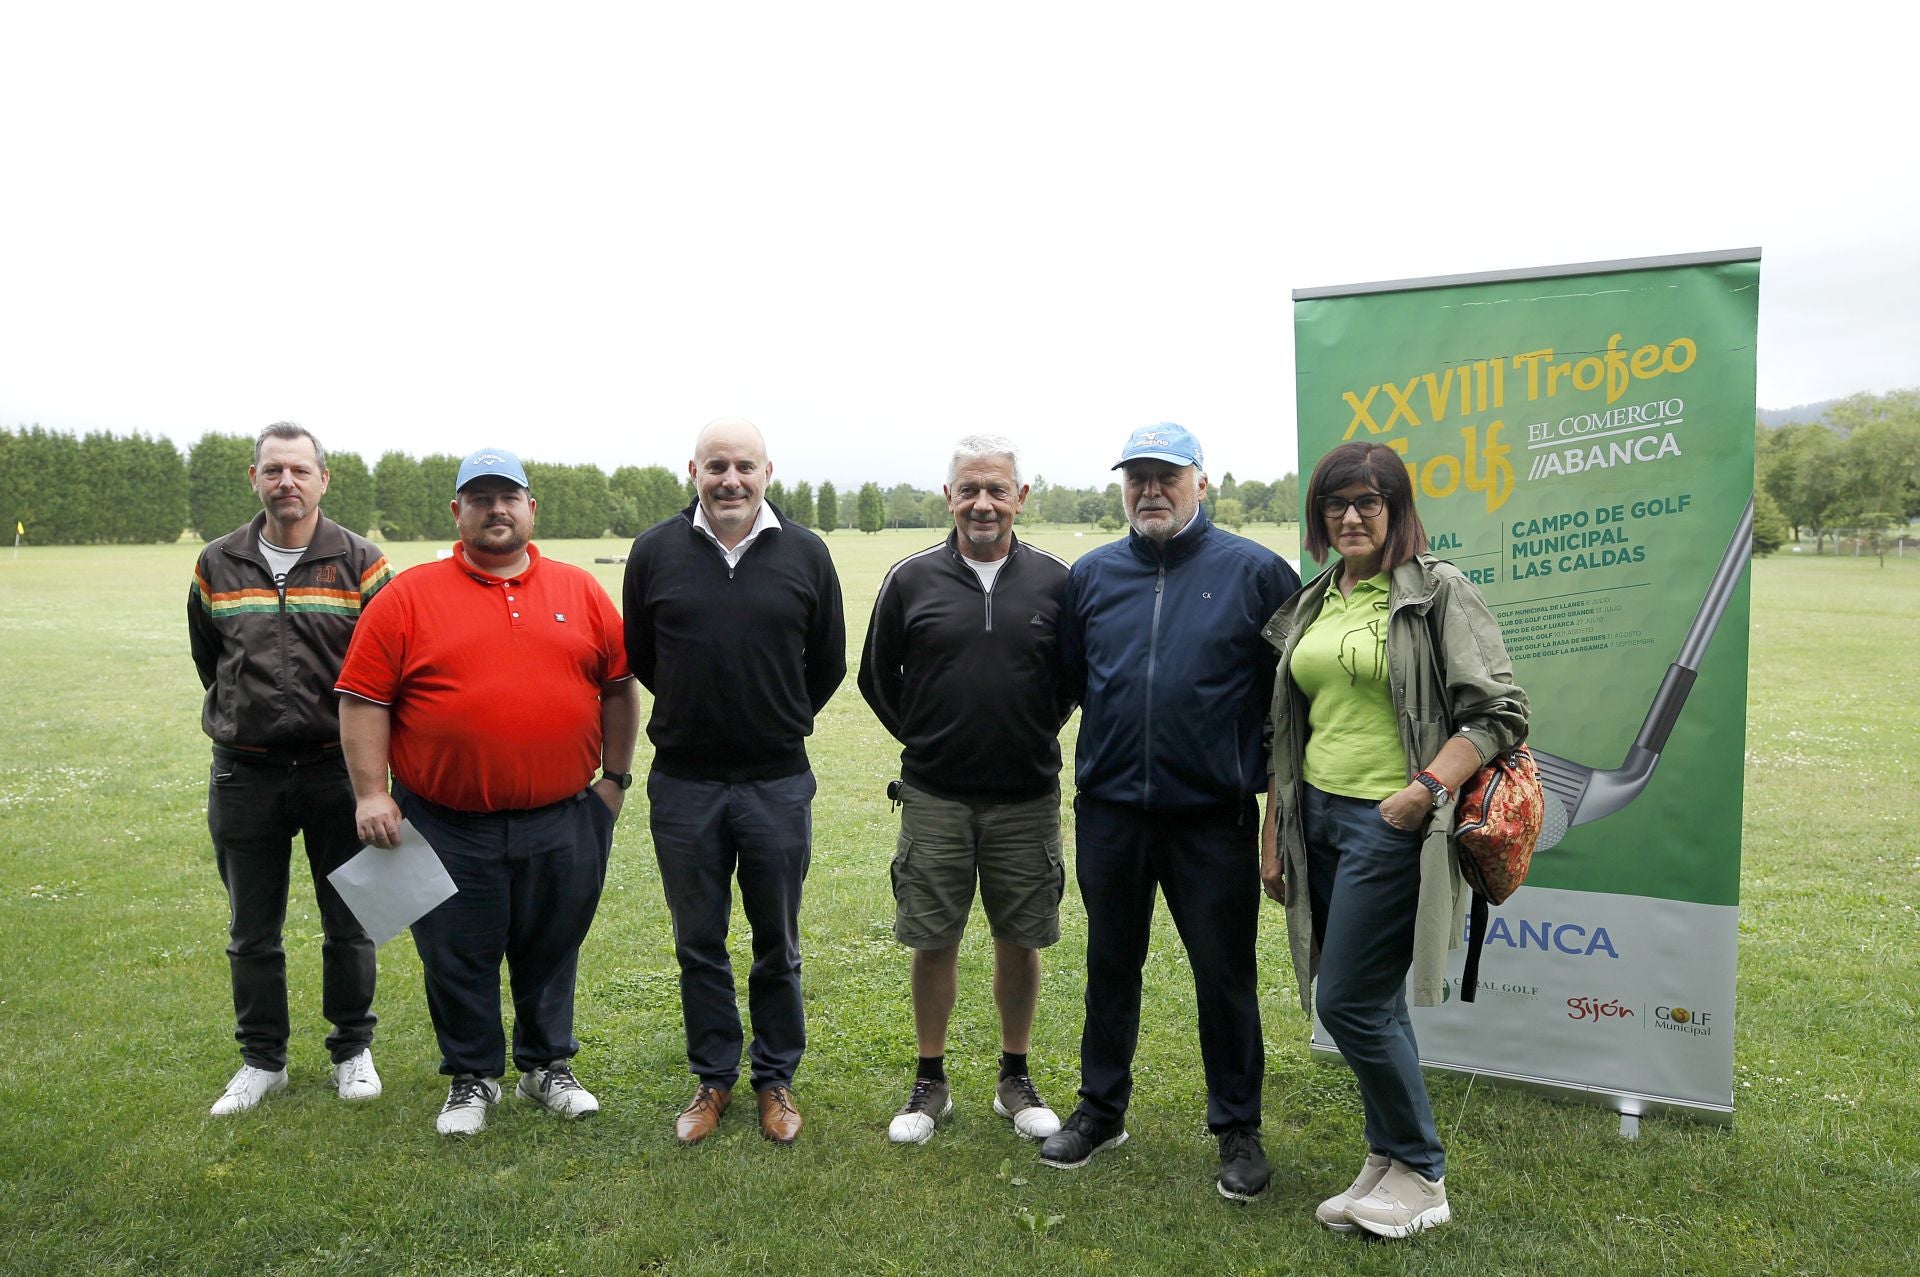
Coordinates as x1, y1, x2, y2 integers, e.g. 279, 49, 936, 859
1112, 422, 1204, 471
455, 447, 530, 493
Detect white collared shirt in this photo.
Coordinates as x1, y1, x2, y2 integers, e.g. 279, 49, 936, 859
692, 499, 782, 569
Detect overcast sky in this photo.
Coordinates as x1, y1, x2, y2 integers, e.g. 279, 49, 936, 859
4, 3, 1914, 491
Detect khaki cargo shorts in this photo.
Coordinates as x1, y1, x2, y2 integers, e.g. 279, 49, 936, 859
891, 782, 1065, 950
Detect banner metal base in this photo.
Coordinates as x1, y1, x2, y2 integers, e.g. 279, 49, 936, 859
1307, 1041, 1735, 1129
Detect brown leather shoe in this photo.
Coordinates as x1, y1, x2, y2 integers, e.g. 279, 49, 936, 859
674, 1083, 730, 1145
756, 1084, 802, 1144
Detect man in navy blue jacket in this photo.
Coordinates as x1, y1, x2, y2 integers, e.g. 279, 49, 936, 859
1039, 423, 1301, 1202
622, 417, 846, 1147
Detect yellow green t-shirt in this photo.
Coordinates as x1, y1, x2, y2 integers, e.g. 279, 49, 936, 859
1290, 572, 1407, 800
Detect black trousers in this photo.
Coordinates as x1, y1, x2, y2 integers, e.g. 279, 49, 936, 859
208, 751, 375, 1070
1072, 794, 1263, 1133
648, 769, 815, 1092
401, 785, 613, 1078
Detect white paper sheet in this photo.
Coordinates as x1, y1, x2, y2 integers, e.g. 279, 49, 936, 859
326, 821, 457, 946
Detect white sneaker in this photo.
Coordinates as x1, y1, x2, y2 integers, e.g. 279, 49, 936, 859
1316, 1152, 1391, 1231
332, 1049, 382, 1101
1344, 1159, 1450, 1238
517, 1062, 600, 1119
436, 1075, 502, 1136
992, 1073, 1061, 1140
210, 1065, 287, 1115
888, 1077, 952, 1145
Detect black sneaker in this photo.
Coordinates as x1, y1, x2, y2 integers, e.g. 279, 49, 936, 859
1038, 1106, 1129, 1169
1217, 1126, 1271, 1201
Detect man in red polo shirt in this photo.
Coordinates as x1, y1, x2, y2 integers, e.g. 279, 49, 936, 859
337, 446, 639, 1136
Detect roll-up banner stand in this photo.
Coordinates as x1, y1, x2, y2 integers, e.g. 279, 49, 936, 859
1292, 248, 1759, 1124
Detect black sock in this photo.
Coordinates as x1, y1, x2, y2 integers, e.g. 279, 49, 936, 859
999, 1051, 1028, 1080
917, 1055, 946, 1083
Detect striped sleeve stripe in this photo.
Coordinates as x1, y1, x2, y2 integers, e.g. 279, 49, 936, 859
872, 543, 946, 610
205, 587, 365, 616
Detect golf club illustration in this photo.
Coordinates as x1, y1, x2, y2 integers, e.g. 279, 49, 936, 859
1529, 494, 1753, 853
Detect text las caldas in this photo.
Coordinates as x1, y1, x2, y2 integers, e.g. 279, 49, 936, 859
1508, 493, 1691, 581
1340, 332, 1696, 514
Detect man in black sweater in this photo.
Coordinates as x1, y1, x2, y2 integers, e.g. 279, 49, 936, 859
622, 417, 846, 1145
858, 434, 1075, 1147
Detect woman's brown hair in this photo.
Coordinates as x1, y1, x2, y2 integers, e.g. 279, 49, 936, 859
1301, 441, 1428, 569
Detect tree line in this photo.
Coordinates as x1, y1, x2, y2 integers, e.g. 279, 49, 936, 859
1754, 389, 1920, 560
32, 394, 1912, 551
0, 426, 1301, 544
834, 472, 1302, 534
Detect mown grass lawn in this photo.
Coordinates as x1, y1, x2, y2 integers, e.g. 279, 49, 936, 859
0, 527, 1914, 1276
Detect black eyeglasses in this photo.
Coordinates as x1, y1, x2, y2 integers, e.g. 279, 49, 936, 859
1320, 492, 1386, 519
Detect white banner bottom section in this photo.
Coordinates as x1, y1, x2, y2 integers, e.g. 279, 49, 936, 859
1310, 885, 1738, 1118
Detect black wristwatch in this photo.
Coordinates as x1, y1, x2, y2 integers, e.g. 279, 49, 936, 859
600, 770, 634, 791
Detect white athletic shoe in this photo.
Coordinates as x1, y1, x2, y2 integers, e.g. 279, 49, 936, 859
887, 1077, 952, 1145
332, 1049, 382, 1101
211, 1064, 288, 1115
436, 1075, 502, 1136
516, 1062, 600, 1119
1316, 1152, 1391, 1231
1344, 1160, 1451, 1238
992, 1073, 1061, 1140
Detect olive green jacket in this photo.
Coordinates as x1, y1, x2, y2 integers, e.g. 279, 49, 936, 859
1262, 554, 1529, 1014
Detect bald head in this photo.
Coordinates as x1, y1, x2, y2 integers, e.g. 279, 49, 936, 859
690, 416, 773, 549
693, 416, 767, 464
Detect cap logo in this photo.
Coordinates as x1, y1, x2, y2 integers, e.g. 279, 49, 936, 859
476, 453, 507, 465
1132, 431, 1170, 447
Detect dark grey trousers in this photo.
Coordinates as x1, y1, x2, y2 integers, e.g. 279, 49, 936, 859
209, 750, 375, 1070
401, 785, 614, 1078
1072, 794, 1263, 1134
647, 769, 815, 1092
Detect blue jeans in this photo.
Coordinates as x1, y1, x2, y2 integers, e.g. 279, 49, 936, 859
1072, 794, 1262, 1133
401, 785, 614, 1078
208, 750, 375, 1070
648, 769, 815, 1092
1303, 784, 1444, 1178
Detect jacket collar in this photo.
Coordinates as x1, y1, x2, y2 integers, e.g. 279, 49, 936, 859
1298, 552, 1442, 613
1388, 553, 1442, 612
1125, 502, 1212, 566
944, 527, 1022, 566
221, 510, 349, 568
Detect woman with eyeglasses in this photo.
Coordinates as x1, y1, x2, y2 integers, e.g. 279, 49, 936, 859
1257, 441, 1528, 1238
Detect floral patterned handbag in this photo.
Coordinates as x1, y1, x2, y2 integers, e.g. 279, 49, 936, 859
1453, 744, 1546, 906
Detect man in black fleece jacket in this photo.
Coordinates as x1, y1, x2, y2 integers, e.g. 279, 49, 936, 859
858, 434, 1075, 1148
622, 418, 845, 1145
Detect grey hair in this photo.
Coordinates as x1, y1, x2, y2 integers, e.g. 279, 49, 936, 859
254, 421, 327, 470
946, 433, 1022, 489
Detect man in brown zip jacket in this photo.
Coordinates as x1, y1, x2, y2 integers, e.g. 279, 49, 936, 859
188, 421, 392, 1116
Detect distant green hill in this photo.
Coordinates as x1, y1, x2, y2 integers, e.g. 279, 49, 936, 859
1757, 397, 1842, 427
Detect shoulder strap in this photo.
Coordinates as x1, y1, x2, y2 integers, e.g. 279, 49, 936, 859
1422, 600, 1456, 733
1424, 594, 1489, 1005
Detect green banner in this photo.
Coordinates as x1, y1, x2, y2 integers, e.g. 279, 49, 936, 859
1295, 252, 1757, 905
